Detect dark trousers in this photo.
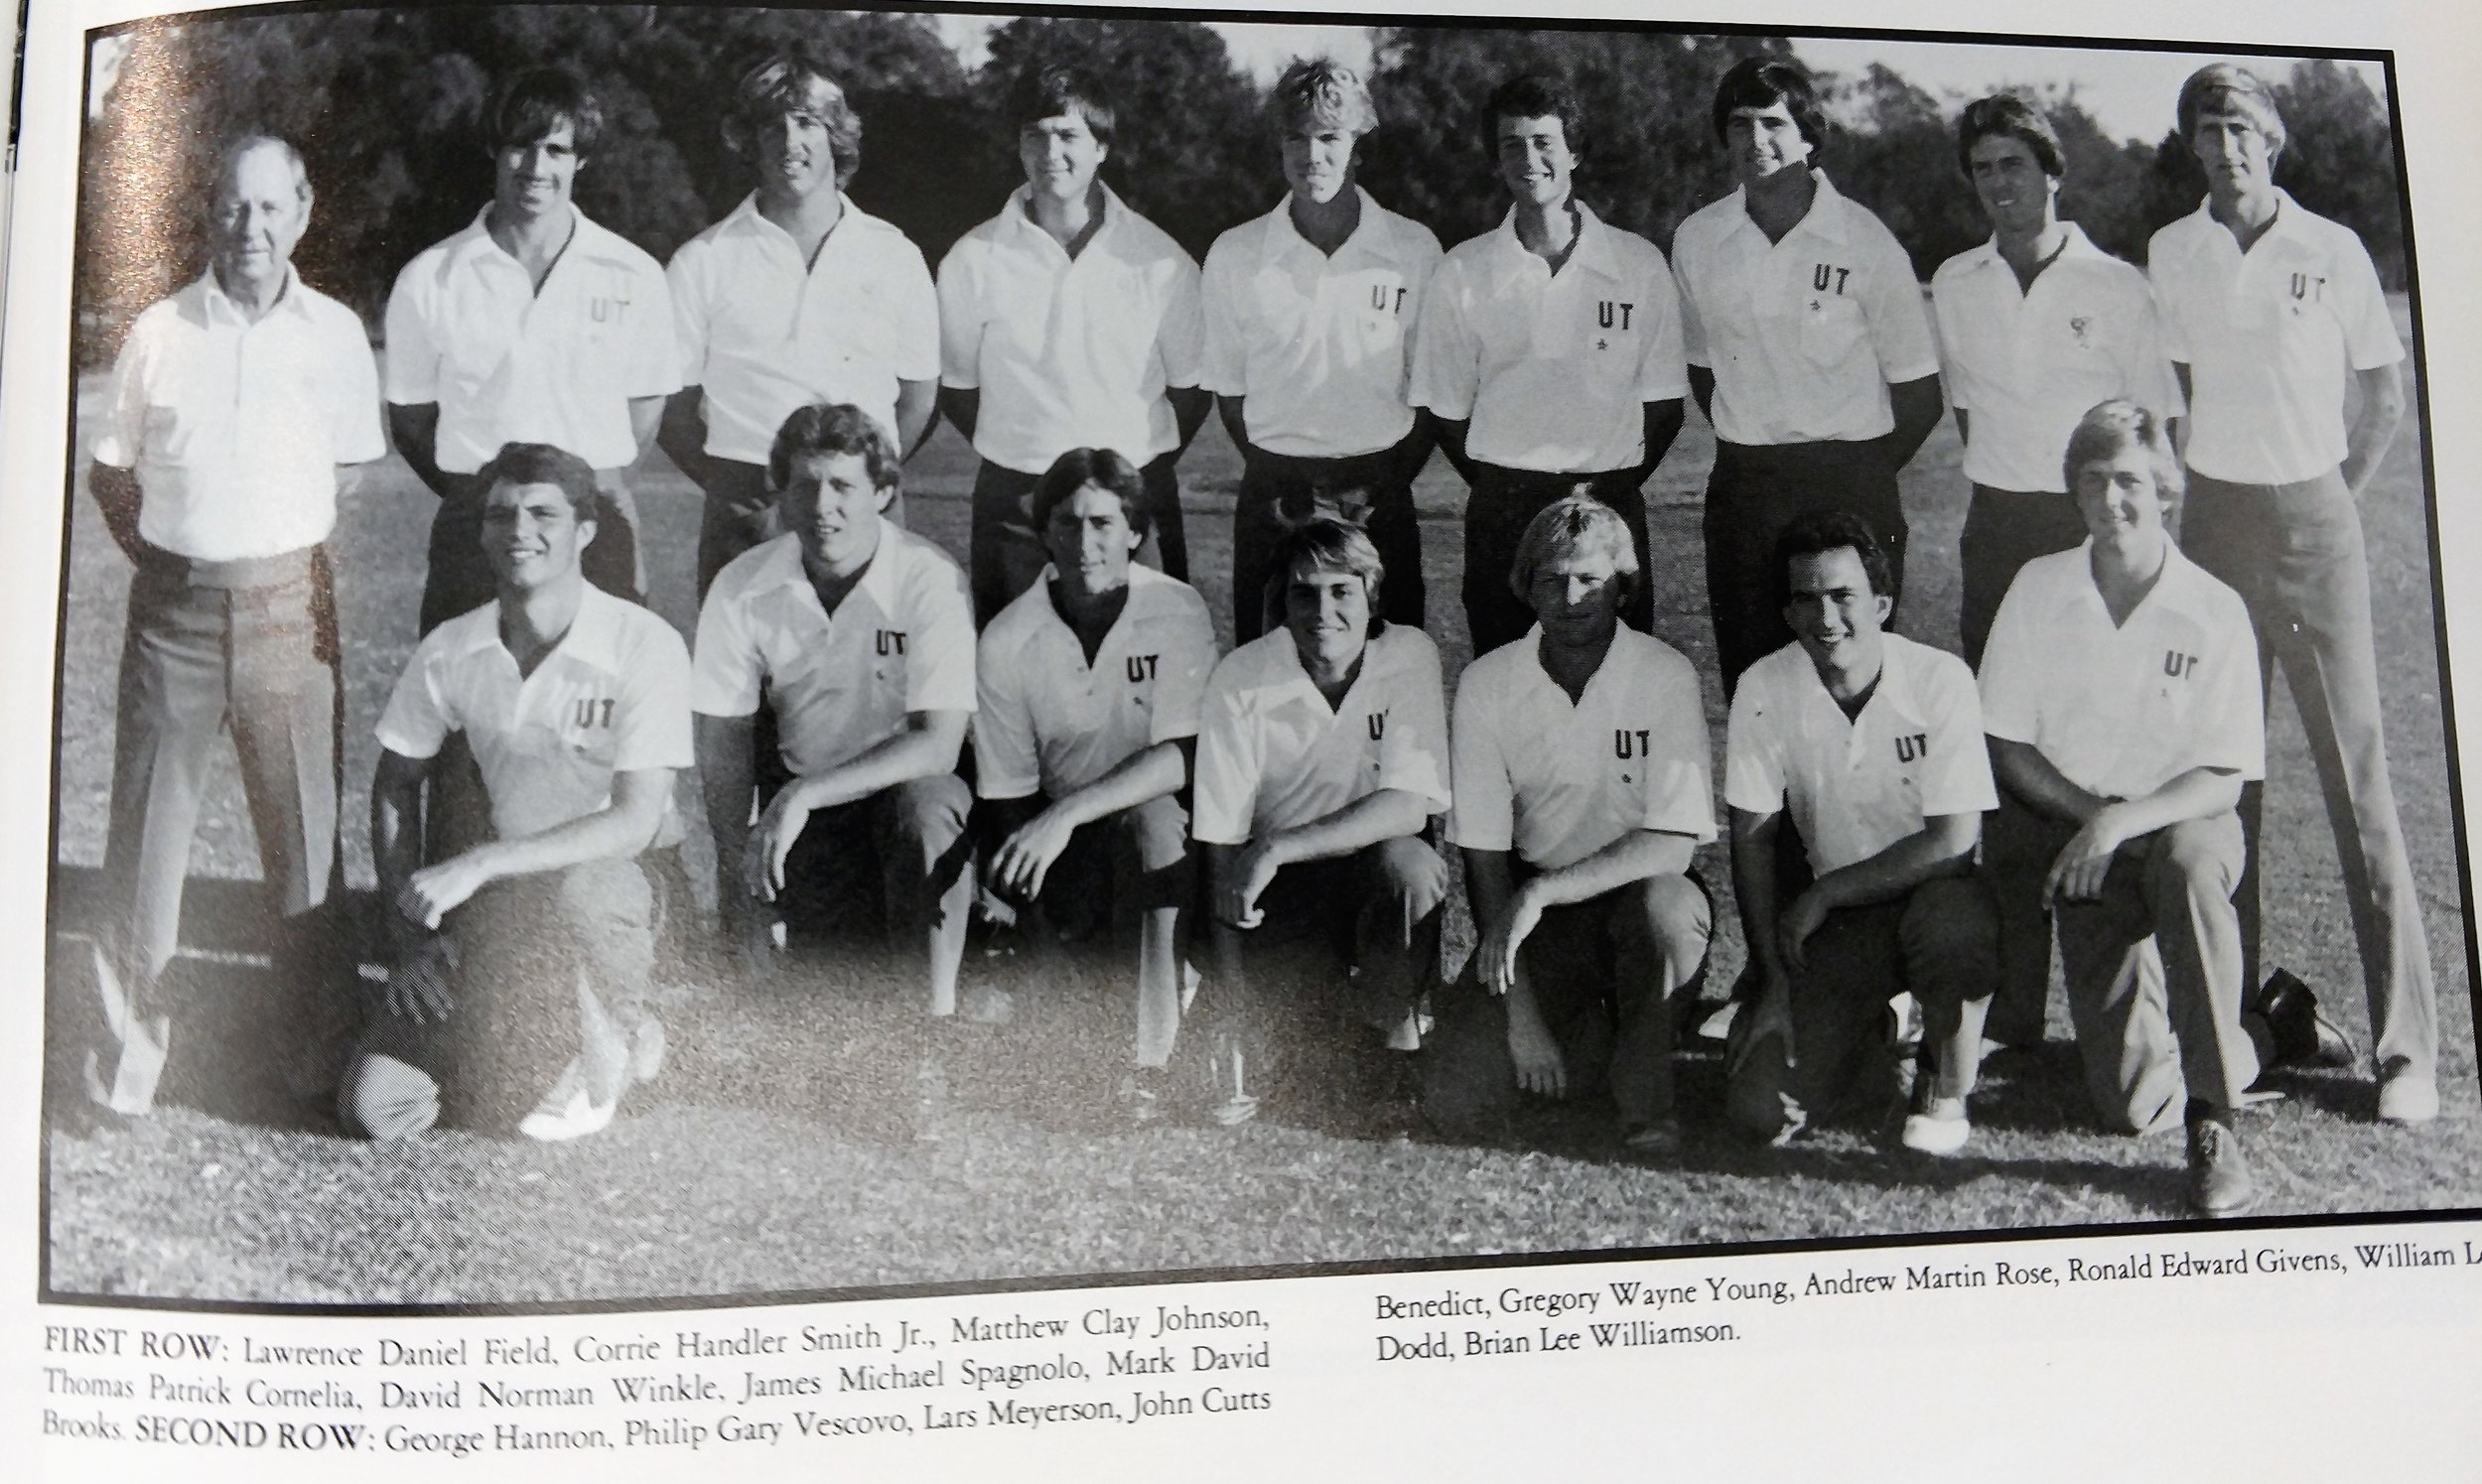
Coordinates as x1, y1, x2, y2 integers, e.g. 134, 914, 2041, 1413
1204, 838, 1447, 1051
771, 773, 975, 1016
343, 858, 654, 1138
1462, 464, 1653, 657
1959, 484, 2090, 1048
971, 454, 1185, 625
2180, 470, 2436, 1082
1704, 439, 1905, 695
420, 470, 643, 636
1724, 875, 1998, 1139
1424, 873, 1711, 1138
103, 545, 345, 1038
1232, 430, 1429, 644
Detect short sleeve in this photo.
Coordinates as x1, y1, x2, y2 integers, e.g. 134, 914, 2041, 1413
972, 635, 1042, 801
1641, 653, 1717, 840
891, 237, 942, 383
1189, 657, 1261, 846
374, 644, 454, 760
2333, 233, 2405, 371
1396, 228, 1447, 399
1406, 259, 1480, 420
2196, 602, 2268, 782
1197, 232, 1250, 397
665, 242, 713, 388
382, 261, 441, 405
1976, 574, 2044, 746
1722, 677, 1788, 816
1862, 224, 1940, 383
2146, 231, 2192, 364
620, 262, 682, 400
2121, 277, 2186, 419
1374, 635, 1451, 813
1634, 253, 1691, 403
902, 557, 979, 715
1674, 233, 1713, 369
89, 318, 151, 469
1447, 671, 1514, 853
1156, 248, 1205, 390
613, 621, 695, 773
1927, 270, 1973, 411
1148, 593, 1218, 744
1916, 652, 1999, 817
936, 239, 983, 391
328, 315, 387, 465
689, 581, 764, 719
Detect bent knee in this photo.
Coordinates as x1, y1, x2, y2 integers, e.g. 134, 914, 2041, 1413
1370, 836, 1449, 917
340, 1052, 439, 1141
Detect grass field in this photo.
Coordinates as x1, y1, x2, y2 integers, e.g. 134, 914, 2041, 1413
42, 299, 2482, 1305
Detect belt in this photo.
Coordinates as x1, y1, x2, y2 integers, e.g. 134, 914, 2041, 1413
139, 543, 319, 591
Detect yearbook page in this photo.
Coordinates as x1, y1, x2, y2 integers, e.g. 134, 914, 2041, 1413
7, 0, 2482, 1477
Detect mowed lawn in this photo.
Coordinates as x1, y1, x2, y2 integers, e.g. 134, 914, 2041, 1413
43, 299, 2482, 1305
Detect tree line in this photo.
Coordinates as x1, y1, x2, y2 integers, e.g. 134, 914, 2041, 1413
74, 7, 2409, 366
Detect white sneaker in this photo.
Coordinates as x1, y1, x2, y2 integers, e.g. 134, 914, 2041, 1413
517, 1062, 617, 1143
2380, 1070, 2439, 1127
1901, 1094, 1972, 1155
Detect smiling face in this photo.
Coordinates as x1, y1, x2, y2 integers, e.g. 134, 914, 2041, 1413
1528, 545, 1625, 652
1724, 99, 1812, 191
494, 119, 580, 226
780, 450, 894, 574
483, 479, 594, 595
1968, 133, 2057, 241
207, 142, 309, 302
751, 75, 843, 202
1282, 124, 1357, 207
2191, 106, 2276, 212
2072, 442, 2173, 564
1283, 558, 1374, 677
1493, 113, 1575, 210
1783, 546, 1891, 681
1019, 110, 1107, 206
1044, 481, 1143, 603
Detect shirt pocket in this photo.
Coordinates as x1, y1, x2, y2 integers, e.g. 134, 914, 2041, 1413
1798, 293, 1869, 369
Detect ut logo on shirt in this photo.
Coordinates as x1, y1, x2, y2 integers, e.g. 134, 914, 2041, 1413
1592, 301, 1635, 351
1367, 711, 1388, 742
2289, 273, 2328, 303
1811, 263, 1855, 296
876, 629, 908, 656
1369, 283, 1410, 317
1125, 653, 1159, 684
571, 697, 617, 730
2163, 650, 2199, 680
588, 290, 633, 324
1612, 728, 1653, 759
1892, 732, 1929, 764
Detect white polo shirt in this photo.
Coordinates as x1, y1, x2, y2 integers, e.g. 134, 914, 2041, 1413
1930, 223, 2183, 492
1450, 627, 1715, 873
2147, 190, 2403, 485
666, 194, 939, 463
1671, 172, 1940, 447
1980, 542, 2265, 801
1725, 635, 1997, 877
383, 205, 679, 473
92, 271, 385, 562
1192, 624, 1450, 846
1408, 202, 1687, 473
975, 566, 1219, 801
1199, 189, 1443, 459
691, 528, 976, 778
376, 585, 693, 844
936, 185, 1203, 474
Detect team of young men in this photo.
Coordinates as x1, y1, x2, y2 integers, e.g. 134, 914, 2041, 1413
81, 47, 2434, 1215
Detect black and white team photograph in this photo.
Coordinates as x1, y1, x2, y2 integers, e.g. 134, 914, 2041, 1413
37, 4, 2482, 1305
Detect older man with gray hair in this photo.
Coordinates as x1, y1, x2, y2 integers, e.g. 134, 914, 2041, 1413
84, 133, 385, 1115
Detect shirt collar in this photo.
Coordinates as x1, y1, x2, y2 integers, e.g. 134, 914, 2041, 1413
1724, 169, 1852, 249
2057, 537, 2212, 623
1006, 181, 1129, 253
745, 527, 905, 618
1789, 633, 1921, 728
720, 191, 866, 251
449, 202, 631, 273
2179, 188, 2308, 258
1263, 186, 1389, 266
1961, 219, 2106, 276
454, 584, 628, 672
1487, 200, 1623, 288
190, 266, 313, 327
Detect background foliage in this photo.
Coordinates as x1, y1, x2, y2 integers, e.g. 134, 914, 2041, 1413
74, 8, 2408, 364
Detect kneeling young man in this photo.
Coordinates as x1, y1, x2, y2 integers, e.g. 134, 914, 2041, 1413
1724, 511, 1999, 1152
1427, 496, 1714, 1148
975, 448, 1219, 1118
1981, 400, 2268, 1214
344, 444, 689, 1142
1192, 519, 1450, 1124
693, 404, 975, 1014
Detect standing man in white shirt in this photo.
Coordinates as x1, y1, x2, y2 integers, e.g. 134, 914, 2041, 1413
937, 64, 1208, 622
1929, 92, 2183, 1050
1671, 58, 1943, 693
84, 134, 385, 1116
975, 449, 1220, 1121
1427, 497, 1714, 1148
342, 445, 690, 1143
2149, 64, 2436, 1125
1981, 402, 2269, 1214
1410, 73, 1686, 657
1201, 59, 1442, 642
1192, 520, 1450, 1126
662, 48, 940, 596
692, 404, 976, 1020
1723, 512, 1999, 1153
385, 67, 678, 633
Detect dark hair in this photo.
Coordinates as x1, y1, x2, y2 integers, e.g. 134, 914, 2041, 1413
486, 67, 605, 156
1009, 64, 1115, 147
726, 49, 865, 190
2062, 398, 2185, 504
1957, 92, 2063, 181
767, 402, 901, 494
1270, 516, 1386, 634
479, 442, 604, 524
1030, 448, 1151, 540
1480, 73, 1585, 162
1711, 57, 1827, 155
1773, 509, 1893, 613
